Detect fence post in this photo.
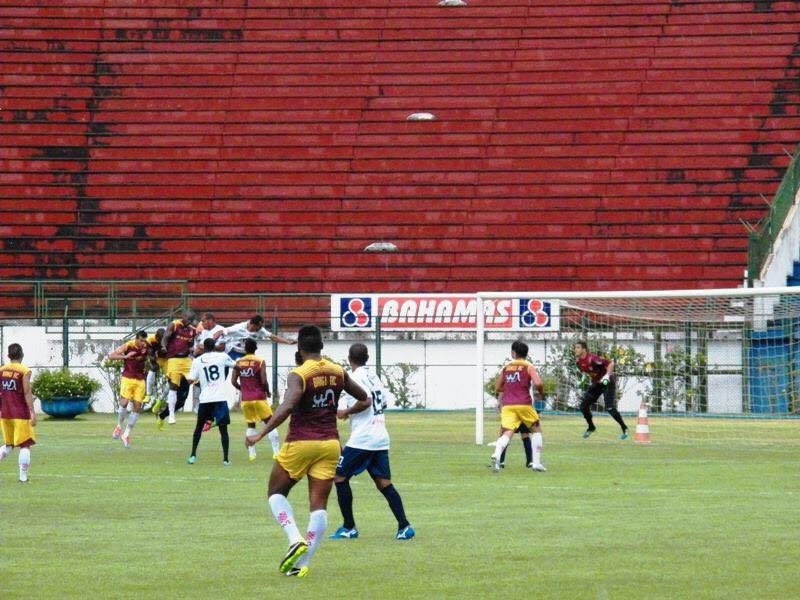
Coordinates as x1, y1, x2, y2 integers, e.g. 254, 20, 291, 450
272, 315, 279, 401
109, 281, 116, 326
375, 315, 382, 375
34, 281, 42, 325
62, 303, 70, 368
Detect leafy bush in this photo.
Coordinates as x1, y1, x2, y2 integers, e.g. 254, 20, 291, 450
381, 363, 422, 409
32, 369, 102, 404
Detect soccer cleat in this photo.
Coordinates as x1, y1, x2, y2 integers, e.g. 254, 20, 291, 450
272, 453, 279, 461
187, 455, 196, 465
248, 447, 257, 462
490, 456, 501, 473
156, 417, 165, 431
18, 478, 29, 484
285, 566, 309, 578
121, 434, 131, 449
112, 425, 122, 440
223, 460, 231, 466
202, 420, 213, 432
279, 541, 308, 574
620, 430, 630, 440
150, 399, 164, 414
530, 463, 547, 472
329, 527, 359, 540
582, 428, 596, 439
167, 415, 176, 425
395, 526, 415, 541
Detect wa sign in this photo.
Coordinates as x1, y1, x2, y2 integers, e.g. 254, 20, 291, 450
331, 295, 560, 332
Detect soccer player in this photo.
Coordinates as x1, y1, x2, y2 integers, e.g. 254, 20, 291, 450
195, 312, 226, 356
330, 343, 414, 541
193, 312, 226, 417
186, 338, 237, 465
107, 330, 150, 448
490, 341, 546, 473
145, 328, 167, 413
574, 340, 629, 440
158, 310, 198, 425
0, 343, 35, 483
231, 338, 280, 462
214, 315, 294, 361
246, 325, 370, 578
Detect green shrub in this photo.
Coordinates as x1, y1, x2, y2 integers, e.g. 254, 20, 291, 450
32, 369, 102, 404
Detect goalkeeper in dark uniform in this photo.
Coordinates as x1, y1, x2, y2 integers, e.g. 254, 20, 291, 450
574, 340, 628, 440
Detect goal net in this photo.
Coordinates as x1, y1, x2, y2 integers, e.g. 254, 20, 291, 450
475, 287, 800, 445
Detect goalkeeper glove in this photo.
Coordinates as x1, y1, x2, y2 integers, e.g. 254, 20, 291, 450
601, 376, 610, 386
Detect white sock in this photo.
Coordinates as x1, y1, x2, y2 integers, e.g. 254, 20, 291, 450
18, 447, 31, 482
267, 429, 281, 456
146, 371, 155, 395
167, 390, 177, 417
0, 445, 11, 460
124, 412, 139, 436
295, 509, 328, 568
268, 494, 303, 545
532, 432, 543, 466
247, 428, 257, 457
117, 405, 128, 426
492, 435, 510, 460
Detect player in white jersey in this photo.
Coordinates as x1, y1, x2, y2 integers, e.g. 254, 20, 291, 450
193, 312, 226, 418
186, 338, 236, 465
329, 343, 415, 541
213, 315, 294, 360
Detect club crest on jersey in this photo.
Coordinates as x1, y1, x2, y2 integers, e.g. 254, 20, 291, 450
519, 299, 552, 328
340, 297, 372, 328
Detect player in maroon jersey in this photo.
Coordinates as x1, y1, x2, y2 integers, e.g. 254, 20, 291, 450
107, 330, 150, 448
0, 343, 36, 482
574, 340, 629, 440
246, 325, 370, 577
158, 310, 198, 425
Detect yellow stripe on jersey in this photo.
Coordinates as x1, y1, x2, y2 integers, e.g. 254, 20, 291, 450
291, 359, 345, 394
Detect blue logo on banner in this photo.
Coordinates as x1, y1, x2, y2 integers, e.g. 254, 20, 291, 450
340, 297, 372, 328
519, 299, 552, 328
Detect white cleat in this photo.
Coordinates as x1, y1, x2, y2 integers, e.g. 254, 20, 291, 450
122, 434, 131, 449
167, 416, 176, 425
529, 463, 547, 472
490, 456, 501, 473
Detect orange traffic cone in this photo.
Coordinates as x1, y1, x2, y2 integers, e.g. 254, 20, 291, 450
634, 401, 651, 444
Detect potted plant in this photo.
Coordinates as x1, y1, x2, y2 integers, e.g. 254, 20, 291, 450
31, 369, 102, 419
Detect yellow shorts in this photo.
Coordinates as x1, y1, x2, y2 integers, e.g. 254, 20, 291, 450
1, 418, 36, 448
120, 376, 146, 403
276, 439, 340, 481
242, 400, 272, 423
156, 357, 168, 373
166, 357, 192, 386
501, 405, 540, 431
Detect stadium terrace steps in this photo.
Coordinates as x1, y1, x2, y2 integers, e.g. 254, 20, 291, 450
1, 1, 799, 300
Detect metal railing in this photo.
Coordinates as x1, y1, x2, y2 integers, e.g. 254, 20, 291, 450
748, 145, 800, 285
0, 279, 188, 324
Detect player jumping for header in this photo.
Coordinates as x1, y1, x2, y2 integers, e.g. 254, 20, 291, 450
108, 330, 150, 448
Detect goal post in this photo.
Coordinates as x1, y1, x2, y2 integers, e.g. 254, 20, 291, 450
475, 287, 800, 445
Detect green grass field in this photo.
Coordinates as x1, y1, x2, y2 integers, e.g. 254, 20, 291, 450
1, 412, 798, 599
